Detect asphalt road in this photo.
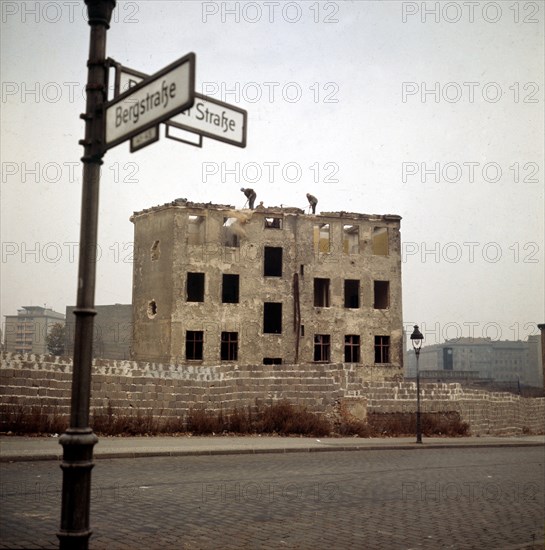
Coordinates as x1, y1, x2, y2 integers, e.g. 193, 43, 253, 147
1, 446, 544, 549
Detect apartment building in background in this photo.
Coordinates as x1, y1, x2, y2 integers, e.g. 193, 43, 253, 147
3, 306, 65, 355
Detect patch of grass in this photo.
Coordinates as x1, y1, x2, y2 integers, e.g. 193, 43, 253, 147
257, 400, 331, 436
1, 402, 469, 438
0, 405, 67, 434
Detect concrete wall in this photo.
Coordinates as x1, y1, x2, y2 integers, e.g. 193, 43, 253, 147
1, 353, 543, 436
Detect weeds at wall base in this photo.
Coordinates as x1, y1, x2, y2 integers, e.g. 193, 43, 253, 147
1, 401, 470, 437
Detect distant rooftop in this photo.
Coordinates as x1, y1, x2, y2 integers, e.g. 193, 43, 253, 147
6, 306, 65, 319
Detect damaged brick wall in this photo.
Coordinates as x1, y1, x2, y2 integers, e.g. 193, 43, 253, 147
1, 353, 543, 435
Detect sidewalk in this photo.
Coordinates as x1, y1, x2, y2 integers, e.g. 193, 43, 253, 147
1, 434, 543, 462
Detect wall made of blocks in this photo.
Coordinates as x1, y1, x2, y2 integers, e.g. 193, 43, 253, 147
1, 353, 543, 436
362, 381, 545, 435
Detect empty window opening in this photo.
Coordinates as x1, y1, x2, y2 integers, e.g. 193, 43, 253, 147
345, 335, 360, 363
375, 335, 390, 364
264, 217, 282, 229
314, 278, 330, 307
222, 274, 240, 304
187, 272, 205, 302
313, 223, 330, 253
150, 240, 160, 261
147, 300, 157, 319
343, 225, 359, 254
263, 357, 282, 365
264, 246, 283, 277
263, 302, 282, 334
314, 334, 331, 362
344, 280, 360, 308
222, 217, 240, 247
221, 332, 238, 361
374, 280, 390, 309
372, 227, 389, 255
300, 264, 304, 277
300, 325, 305, 336
188, 215, 205, 245
186, 331, 203, 360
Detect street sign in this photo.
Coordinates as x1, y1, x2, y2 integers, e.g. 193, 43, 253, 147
130, 125, 160, 152
113, 63, 247, 148
105, 53, 195, 150
114, 64, 146, 97
165, 124, 203, 147
167, 93, 247, 148
111, 64, 159, 152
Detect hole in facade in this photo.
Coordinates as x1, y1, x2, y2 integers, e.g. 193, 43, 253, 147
150, 240, 160, 261
344, 279, 360, 308
374, 280, 389, 309
313, 223, 330, 253
343, 225, 359, 254
314, 278, 330, 307
263, 302, 282, 334
372, 227, 389, 255
147, 300, 157, 319
264, 246, 282, 277
187, 272, 205, 302
187, 215, 205, 245
264, 217, 282, 229
222, 274, 240, 304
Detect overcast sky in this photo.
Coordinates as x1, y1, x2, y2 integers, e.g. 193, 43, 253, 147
1, 0, 543, 346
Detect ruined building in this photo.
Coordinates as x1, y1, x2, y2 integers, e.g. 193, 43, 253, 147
130, 199, 403, 376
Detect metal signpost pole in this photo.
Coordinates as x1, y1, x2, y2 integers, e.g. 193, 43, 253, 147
58, 1, 116, 548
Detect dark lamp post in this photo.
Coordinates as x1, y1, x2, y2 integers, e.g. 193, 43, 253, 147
410, 325, 424, 444
57, 1, 116, 549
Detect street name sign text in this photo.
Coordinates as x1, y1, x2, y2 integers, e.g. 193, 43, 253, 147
105, 53, 195, 150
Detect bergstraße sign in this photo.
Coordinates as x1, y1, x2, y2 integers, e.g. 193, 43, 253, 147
105, 53, 195, 150
113, 62, 247, 148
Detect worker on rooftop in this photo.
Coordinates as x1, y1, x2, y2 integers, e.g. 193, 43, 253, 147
306, 193, 318, 214
241, 187, 257, 209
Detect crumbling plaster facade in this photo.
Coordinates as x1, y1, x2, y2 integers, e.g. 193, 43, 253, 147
130, 199, 403, 377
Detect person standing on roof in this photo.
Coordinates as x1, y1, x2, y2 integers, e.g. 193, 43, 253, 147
306, 193, 318, 214
241, 188, 257, 209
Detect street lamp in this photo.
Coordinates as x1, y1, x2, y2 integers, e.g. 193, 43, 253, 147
410, 325, 424, 444
57, 1, 116, 549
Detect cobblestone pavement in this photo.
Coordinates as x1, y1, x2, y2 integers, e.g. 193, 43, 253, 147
1, 447, 544, 549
